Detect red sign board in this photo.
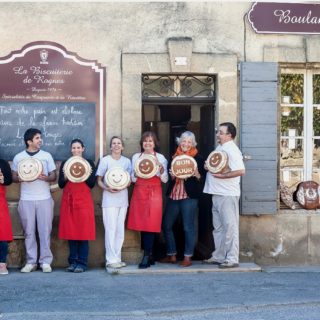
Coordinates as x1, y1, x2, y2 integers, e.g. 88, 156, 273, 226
248, 2, 320, 34
0, 41, 106, 160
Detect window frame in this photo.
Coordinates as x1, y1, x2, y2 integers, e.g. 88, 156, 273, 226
280, 68, 320, 185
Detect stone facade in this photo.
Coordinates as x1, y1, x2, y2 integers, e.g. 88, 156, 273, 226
1, 2, 320, 267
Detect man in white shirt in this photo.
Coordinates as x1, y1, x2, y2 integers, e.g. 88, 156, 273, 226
12, 128, 56, 273
203, 122, 245, 268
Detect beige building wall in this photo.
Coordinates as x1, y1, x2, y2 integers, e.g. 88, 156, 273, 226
1, 2, 320, 266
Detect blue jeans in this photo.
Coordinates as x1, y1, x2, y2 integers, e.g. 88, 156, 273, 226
162, 198, 198, 257
0, 241, 8, 263
68, 240, 89, 269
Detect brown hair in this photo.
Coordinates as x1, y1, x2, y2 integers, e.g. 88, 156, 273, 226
139, 131, 160, 152
109, 136, 124, 148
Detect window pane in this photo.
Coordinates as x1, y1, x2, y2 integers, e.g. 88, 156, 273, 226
313, 106, 320, 136
280, 169, 303, 187
312, 171, 320, 185
313, 74, 320, 104
281, 74, 304, 104
280, 138, 304, 167
281, 107, 304, 136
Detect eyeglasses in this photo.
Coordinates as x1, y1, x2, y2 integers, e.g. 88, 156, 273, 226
215, 129, 230, 136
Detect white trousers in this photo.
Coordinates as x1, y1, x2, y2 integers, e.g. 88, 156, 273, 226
211, 195, 239, 264
18, 199, 54, 265
102, 207, 127, 265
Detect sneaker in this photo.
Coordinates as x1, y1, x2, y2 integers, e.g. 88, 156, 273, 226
21, 264, 37, 273
219, 261, 239, 269
106, 262, 122, 269
203, 257, 222, 265
0, 263, 8, 275
41, 264, 52, 273
74, 266, 86, 273
66, 264, 76, 272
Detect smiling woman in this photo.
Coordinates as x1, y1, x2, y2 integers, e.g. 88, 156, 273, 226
58, 138, 96, 273
127, 131, 169, 269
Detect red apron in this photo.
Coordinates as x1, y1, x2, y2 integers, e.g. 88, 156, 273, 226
127, 176, 163, 232
0, 185, 13, 241
58, 182, 95, 240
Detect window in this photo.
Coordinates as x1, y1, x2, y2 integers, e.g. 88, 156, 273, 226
141, 74, 215, 103
280, 69, 320, 188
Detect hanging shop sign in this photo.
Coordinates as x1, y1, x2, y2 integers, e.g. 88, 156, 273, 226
248, 2, 320, 34
0, 41, 106, 160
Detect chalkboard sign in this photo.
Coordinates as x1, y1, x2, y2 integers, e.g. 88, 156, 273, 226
0, 101, 96, 161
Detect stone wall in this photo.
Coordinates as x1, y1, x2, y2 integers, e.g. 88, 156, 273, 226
2, 2, 320, 266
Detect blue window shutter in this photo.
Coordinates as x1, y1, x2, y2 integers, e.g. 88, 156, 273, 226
240, 62, 278, 215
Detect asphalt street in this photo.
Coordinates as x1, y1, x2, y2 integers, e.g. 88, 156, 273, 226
1, 267, 320, 320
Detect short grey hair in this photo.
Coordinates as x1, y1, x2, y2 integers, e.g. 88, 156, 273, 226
176, 131, 197, 147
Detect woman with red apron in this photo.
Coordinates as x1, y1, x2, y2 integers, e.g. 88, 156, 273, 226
127, 131, 168, 268
0, 159, 13, 275
58, 139, 96, 273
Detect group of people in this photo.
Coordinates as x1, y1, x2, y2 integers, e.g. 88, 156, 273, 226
0, 122, 245, 275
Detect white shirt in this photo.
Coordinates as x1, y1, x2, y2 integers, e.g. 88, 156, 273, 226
12, 150, 56, 201
131, 152, 168, 184
96, 155, 132, 208
203, 140, 245, 197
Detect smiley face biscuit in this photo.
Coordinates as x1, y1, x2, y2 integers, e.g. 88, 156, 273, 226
171, 155, 197, 179
18, 158, 43, 182
104, 167, 130, 190
135, 154, 158, 179
206, 151, 229, 174
63, 156, 92, 183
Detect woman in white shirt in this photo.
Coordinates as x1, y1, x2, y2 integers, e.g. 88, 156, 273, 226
127, 131, 168, 269
96, 136, 131, 269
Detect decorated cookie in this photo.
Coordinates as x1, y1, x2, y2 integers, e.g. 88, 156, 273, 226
135, 154, 158, 179
279, 182, 296, 209
104, 167, 130, 190
296, 181, 319, 210
18, 158, 43, 182
63, 156, 92, 183
171, 155, 197, 179
206, 151, 229, 174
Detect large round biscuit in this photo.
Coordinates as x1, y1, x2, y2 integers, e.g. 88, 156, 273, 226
171, 155, 197, 179
63, 156, 92, 183
104, 167, 130, 190
18, 158, 43, 182
134, 154, 158, 179
206, 151, 229, 174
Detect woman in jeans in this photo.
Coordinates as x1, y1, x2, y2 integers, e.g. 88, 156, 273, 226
58, 139, 96, 272
160, 131, 205, 267
0, 158, 13, 275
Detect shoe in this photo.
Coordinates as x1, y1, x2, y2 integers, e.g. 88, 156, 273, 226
159, 255, 177, 264
203, 257, 222, 265
138, 255, 150, 269
41, 264, 52, 273
66, 264, 76, 272
219, 261, 239, 269
21, 264, 37, 273
120, 262, 127, 267
106, 262, 122, 269
74, 266, 86, 273
149, 255, 155, 266
179, 257, 192, 267
0, 263, 8, 275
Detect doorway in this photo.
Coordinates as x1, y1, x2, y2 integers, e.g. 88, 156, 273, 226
142, 103, 215, 260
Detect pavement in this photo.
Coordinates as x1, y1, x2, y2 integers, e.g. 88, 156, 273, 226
106, 262, 261, 274
1, 263, 320, 320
